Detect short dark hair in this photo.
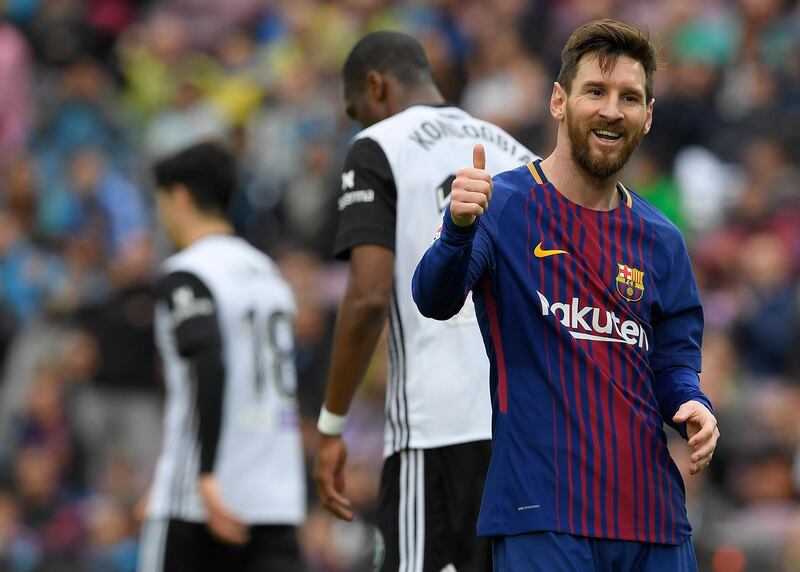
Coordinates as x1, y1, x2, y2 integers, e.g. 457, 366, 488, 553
342, 31, 434, 92
558, 19, 658, 102
154, 141, 236, 214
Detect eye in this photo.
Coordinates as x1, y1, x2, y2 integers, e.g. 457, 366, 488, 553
589, 88, 603, 96
623, 94, 642, 104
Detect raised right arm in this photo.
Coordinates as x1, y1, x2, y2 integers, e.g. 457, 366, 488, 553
413, 144, 495, 320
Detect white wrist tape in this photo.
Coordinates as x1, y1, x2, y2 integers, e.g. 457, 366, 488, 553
317, 406, 348, 436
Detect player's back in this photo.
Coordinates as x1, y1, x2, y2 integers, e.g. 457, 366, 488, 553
343, 104, 537, 455
149, 235, 305, 525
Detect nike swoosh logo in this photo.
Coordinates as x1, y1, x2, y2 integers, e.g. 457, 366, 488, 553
534, 242, 569, 258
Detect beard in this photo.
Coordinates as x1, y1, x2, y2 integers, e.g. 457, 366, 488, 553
567, 107, 645, 180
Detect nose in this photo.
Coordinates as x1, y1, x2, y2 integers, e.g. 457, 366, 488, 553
598, 96, 624, 122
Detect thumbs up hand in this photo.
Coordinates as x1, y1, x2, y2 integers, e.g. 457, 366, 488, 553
450, 144, 493, 227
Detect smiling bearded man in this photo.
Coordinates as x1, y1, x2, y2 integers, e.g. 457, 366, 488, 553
413, 18, 719, 572
565, 58, 648, 180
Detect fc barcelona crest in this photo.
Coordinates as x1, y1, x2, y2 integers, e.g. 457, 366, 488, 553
616, 263, 645, 302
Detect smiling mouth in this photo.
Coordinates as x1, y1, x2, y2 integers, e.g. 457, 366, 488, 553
592, 129, 623, 141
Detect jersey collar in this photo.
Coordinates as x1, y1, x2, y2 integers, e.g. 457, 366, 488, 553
527, 159, 632, 209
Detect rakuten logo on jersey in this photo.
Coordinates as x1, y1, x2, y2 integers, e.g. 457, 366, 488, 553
536, 291, 649, 350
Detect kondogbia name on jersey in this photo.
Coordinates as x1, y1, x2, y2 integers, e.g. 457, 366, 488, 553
408, 116, 532, 164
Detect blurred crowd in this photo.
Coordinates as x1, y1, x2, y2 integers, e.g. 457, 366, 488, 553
0, 0, 799, 570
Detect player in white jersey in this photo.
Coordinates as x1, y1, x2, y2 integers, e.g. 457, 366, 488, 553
313, 32, 538, 572
138, 142, 305, 572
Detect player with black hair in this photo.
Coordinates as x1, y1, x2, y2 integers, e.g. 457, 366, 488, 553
139, 141, 306, 572
341, 30, 435, 93
152, 142, 237, 215
313, 31, 538, 572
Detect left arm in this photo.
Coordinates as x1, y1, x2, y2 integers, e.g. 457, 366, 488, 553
654, 367, 718, 474
157, 271, 248, 543
650, 236, 719, 474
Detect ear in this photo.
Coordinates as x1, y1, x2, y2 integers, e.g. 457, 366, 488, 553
643, 98, 655, 135
172, 184, 194, 209
365, 70, 386, 102
550, 82, 567, 121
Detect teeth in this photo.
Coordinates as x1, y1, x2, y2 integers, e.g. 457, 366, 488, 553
594, 130, 621, 138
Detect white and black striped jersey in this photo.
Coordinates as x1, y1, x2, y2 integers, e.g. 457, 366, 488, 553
147, 234, 305, 524
335, 104, 538, 456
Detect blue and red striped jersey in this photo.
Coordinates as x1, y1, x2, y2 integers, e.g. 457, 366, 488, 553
412, 160, 712, 545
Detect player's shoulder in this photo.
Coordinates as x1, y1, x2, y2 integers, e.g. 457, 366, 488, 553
357, 104, 460, 138
351, 108, 411, 151
160, 236, 218, 271
627, 186, 687, 248
492, 163, 538, 200
156, 240, 215, 297
350, 104, 471, 153
155, 252, 209, 305
159, 236, 274, 282
159, 246, 194, 277
477, 164, 536, 223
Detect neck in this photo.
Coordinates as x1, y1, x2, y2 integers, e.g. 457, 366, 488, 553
539, 137, 621, 211
178, 217, 233, 250
394, 83, 446, 113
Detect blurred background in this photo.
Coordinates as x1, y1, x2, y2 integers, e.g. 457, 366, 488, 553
0, 0, 799, 570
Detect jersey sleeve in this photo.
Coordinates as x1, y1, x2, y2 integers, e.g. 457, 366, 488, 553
333, 137, 397, 259
650, 235, 703, 373
156, 271, 221, 356
156, 270, 225, 473
412, 176, 510, 320
653, 367, 712, 439
649, 232, 712, 434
